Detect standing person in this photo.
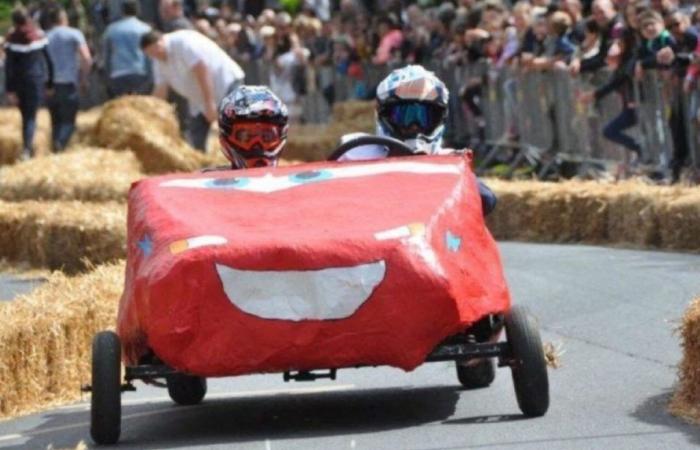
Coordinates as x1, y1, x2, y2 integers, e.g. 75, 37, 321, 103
372, 14, 404, 66
102, 0, 151, 98
4, 7, 53, 160
140, 29, 245, 151
579, 28, 642, 172
0, 38, 5, 105
569, 0, 623, 74
269, 32, 310, 122
159, 0, 193, 32
666, 10, 698, 182
158, 0, 193, 139
45, 7, 92, 152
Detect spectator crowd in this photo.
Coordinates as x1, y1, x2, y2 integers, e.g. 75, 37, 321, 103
2, 0, 700, 182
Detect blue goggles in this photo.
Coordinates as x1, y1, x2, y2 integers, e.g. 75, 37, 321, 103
384, 102, 445, 138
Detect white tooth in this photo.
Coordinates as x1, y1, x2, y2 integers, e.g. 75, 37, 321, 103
216, 261, 386, 321
160, 178, 215, 188
375, 226, 411, 241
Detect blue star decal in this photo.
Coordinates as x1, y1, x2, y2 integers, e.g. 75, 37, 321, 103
445, 231, 462, 252
138, 234, 154, 256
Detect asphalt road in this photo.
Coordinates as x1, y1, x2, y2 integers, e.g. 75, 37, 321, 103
0, 274, 45, 301
1, 242, 700, 449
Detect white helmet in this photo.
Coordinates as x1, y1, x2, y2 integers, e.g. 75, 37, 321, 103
375, 65, 449, 154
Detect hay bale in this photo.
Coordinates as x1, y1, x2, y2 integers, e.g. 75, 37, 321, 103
94, 95, 179, 140
527, 182, 610, 243
94, 95, 207, 173
283, 100, 375, 162
0, 200, 126, 273
332, 100, 374, 122
0, 262, 124, 418
658, 194, 700, 251
124, 131, 205, 174
0, 108, 52, 164
70, 107, 103, 147
487, 179, 700, 249
670, 297, 700, 425
285, 119, 375, 161
0, 147, 142, 202
485, 179, 538, 240
606, 188, 661, 247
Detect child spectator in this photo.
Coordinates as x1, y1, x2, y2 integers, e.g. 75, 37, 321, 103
636, 10, 676, 73
549, 11, 577, 67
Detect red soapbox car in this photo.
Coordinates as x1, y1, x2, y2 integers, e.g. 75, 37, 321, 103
88, 137, 549, 445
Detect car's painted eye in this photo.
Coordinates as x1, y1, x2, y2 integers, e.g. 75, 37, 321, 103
288, 170, 332, 184
206, 177, 250, 189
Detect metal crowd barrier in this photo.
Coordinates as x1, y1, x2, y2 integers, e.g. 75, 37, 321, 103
63, 46, 700, 180
317, 59, 699, 180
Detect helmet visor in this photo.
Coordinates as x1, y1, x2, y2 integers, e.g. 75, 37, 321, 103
384, 102, 445, 139
226, 122, 283, 152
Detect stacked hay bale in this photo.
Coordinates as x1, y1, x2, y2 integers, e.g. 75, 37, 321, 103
0, 200, 126, 273
0, 262, 123, 418
0, 147, 141, 202
285, 100, 374, 161
94, 96, 208, 173
71, 107, 103, 147
670, 297, 700, 424
486, 179, 700, 250
0, 109, 52, 164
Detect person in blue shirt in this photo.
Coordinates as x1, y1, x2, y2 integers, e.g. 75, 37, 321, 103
45, 7, 92, 151
101, 0, 151, 98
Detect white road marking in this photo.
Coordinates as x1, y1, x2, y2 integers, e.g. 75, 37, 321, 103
265, 439, 272, 450
350, 439, 357, 448
0, 434, 22, 442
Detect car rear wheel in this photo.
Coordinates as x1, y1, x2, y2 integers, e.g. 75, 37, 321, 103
456, 358, 496, 389
167, 373, 207, 405
90, 331, 122, 445
505, 305, 549, 417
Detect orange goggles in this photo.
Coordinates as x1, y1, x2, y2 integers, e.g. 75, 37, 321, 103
226, 122, 282, 152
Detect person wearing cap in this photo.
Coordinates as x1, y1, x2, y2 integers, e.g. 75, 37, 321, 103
140, 29, 245, 151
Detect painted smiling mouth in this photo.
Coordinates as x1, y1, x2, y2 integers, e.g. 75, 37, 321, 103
215, 261, 387, 321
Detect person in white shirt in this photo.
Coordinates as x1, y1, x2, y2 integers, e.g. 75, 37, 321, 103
140, 29, 245, 151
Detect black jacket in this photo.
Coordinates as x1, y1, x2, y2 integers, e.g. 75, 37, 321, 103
4, 24, 53, 93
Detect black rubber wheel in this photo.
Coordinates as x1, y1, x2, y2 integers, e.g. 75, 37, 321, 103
90, 331, 122, 445
505, 305, 549, 417
167, 373, 207, 405
456, 358, 496, 389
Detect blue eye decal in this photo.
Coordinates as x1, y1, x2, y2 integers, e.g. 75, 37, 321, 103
289, 170, 332, 184
205, 177, 251, 189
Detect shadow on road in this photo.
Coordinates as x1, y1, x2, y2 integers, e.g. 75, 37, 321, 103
13, 384, 461, 449
631, 389, 700, 447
